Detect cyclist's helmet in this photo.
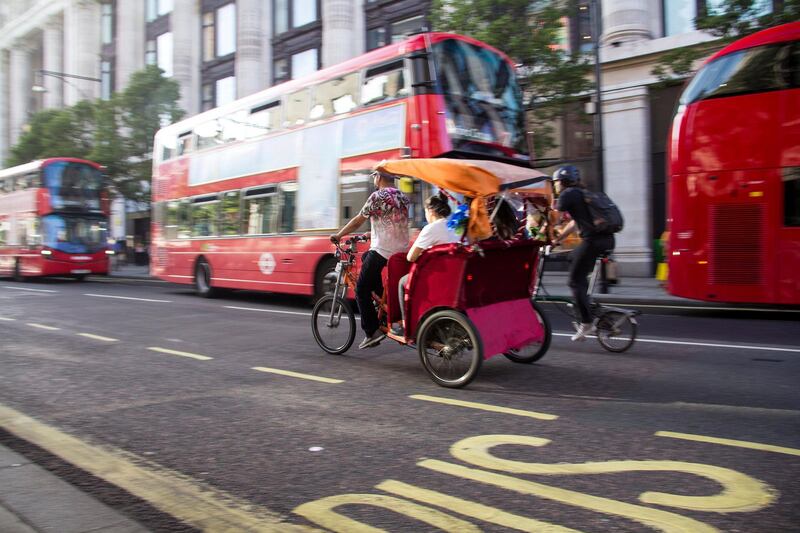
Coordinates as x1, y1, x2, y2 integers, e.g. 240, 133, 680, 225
552, 165, 581, 187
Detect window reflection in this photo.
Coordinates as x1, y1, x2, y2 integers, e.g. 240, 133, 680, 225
42, 215, 108, 253
191, 198, 219, 237
43, 162, 103, 211
664, 0, 695, 36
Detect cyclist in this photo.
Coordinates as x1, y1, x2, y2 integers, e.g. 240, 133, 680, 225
551, 165, 616, 341
331, 169, 410, 349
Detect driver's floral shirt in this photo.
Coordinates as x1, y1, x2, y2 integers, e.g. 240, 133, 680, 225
360, 187, 410, 259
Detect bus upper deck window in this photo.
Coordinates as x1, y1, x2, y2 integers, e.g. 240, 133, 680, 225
286, 90, 310, 126
247, 101, 281, 137
178, 132, 194, 155
311, 74, 359, 120
361, 61, 406, 106
196, 120, 223, 150
161, 135, 178, 161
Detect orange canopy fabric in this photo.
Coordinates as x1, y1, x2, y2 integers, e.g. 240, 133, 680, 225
375, 158, 547, 240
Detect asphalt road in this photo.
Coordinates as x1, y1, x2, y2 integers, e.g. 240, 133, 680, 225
1, 276, 799, 532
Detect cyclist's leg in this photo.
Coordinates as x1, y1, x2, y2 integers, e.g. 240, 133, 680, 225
355, 250, 387, 336
568, 240, 595, 324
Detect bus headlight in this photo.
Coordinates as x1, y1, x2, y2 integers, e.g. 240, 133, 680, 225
40, 249, 52, 256
105, 250, 115, 255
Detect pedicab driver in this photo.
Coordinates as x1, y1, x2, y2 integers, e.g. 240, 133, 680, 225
331, 169, 410, 349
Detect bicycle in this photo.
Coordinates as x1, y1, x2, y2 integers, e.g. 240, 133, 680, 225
533, 246, 639, 353
310, 235, 367, 354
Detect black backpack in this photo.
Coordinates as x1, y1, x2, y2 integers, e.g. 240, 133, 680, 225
583, 190, 624, 235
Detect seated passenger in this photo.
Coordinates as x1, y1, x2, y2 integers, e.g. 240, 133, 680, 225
395, 193, 459, 334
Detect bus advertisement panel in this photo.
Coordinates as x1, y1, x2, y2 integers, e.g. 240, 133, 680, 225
151, 32, 529, 299
0, 158, 111, 281
667, 22, 800, 305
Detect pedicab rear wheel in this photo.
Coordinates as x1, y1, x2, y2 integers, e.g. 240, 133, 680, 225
312, 295, 356, 354
504, 301, 551, 364
417, 310, 482, 388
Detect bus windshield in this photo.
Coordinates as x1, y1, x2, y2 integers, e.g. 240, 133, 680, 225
42, 214, 108, 254
42, 161, 103, 211
433, 39, 525, 153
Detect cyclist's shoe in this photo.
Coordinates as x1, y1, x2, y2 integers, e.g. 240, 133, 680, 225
571, 322, 596, 342
358, 331, 386, 349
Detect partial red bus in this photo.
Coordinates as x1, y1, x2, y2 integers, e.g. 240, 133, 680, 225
151, 32, 528, 298
0, 158, 110, 281
667, 22, 800, 305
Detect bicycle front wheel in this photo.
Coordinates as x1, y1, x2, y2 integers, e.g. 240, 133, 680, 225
596, 310, 637, 353
311, 295, 356, 354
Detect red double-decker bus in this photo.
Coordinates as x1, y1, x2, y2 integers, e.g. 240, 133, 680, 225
0, 158, 110, 281
151, 32, 528, 298
667, 22, 800, 305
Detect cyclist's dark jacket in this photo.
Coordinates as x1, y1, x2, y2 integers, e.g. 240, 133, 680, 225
556, 187, 594, 238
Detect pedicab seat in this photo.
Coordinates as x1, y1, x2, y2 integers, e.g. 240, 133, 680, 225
402, 239, 544, 357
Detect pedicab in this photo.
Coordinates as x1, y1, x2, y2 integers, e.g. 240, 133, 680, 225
311, 158, 553, 388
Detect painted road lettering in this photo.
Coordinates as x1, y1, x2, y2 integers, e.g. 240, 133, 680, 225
295, 433, 778, 532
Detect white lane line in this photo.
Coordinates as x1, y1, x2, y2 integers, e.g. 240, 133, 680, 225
552, 332, 800, 353
224, 305, 312, 317
77, 333, 118, 342
84, 293, 172, 303
252, 366, 343, 384
0, 317, 16, 321
147, 347, 213, 361
656, 431, 800, 456
3, 286, 58, 293
27, 323, 60, 331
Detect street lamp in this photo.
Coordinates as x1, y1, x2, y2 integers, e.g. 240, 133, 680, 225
31, 69, 102, 101
588, 0, 605, 194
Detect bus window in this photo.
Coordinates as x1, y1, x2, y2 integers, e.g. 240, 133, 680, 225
243, 186, 278, 235
339, 172, 372, 229
280, 182, 297, 233
247, 101, 281, 137
161, 135, 178, 161
361, 60, 407, 106
196, 120, 223, 150
311, 74, 359, 120
191, 195, 218, 237
681, 43, 794, 105
178, 132, 194, 155
0, 219, 7, 245
286, 89, 310, 126
785, 170, 800, 227
220, 190, 241, 235
167, 199, 191, 239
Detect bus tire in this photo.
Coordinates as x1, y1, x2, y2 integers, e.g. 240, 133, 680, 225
73, 274, 87, 282
195, 258, 216, 298
13, 260, 24, 282
313, 257, 338, 302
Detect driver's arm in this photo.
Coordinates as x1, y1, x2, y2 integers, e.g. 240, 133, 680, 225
331, 213, 367, 242
407, 245, 423, 263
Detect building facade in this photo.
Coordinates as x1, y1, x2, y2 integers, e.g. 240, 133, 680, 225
0, 0, 780, 274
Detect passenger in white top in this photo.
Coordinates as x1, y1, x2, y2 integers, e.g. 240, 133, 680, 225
396, 193, 459, 332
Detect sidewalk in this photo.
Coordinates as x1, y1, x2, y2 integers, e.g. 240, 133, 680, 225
0, 444, 146, 533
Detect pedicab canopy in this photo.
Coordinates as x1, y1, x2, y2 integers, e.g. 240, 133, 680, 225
374, 158, 549, 240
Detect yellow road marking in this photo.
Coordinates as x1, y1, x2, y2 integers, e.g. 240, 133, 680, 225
77, 333, 118, 342
656, 431, 800, 457
377, 480, 580, 532
409, 394, 558, 420
421, 459, 719, 533
252, 367, 343, 384
27, 322, 60, 331
147, 347, 212, 361
450, 434, 776, 513
294, 493, 479, 532
0, 404, 317, 532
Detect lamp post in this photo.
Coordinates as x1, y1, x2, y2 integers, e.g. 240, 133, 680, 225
31, 69, 102, 102
589, 0, 605, 194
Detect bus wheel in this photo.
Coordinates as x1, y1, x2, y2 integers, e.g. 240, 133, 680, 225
73, 274, 87, 282
13, 260, 24, 282
195, 259, 216, 298
313, 257, 338, 302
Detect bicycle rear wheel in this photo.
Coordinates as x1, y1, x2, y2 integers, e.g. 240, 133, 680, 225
312, 295, 356, 354
596, 310, 637, 353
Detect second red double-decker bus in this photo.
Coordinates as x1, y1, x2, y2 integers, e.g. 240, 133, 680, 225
0, 158, 110, 281
151, 32, 528, 299
667, 21, 800, 305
